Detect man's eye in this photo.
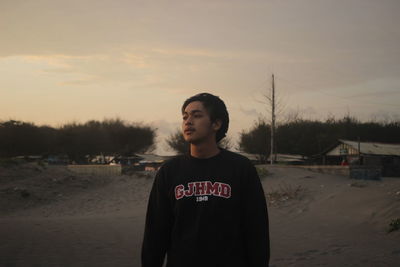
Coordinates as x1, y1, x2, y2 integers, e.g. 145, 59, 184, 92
183, 116, 188, 120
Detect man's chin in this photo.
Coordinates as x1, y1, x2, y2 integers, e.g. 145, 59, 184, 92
184, 136, 200, 145
185, 138, 196, 144
183, 136, 194, 143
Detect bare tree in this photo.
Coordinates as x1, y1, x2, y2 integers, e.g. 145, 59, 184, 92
254, 74, 287, 163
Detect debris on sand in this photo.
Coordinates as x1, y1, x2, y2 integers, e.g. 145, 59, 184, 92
266, 182, 306, 205
348, 182, 367, 188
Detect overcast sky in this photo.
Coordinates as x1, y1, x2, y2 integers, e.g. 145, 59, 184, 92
1, 0, 399, 154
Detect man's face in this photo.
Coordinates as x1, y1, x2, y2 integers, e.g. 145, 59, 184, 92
182, 101, 220, 145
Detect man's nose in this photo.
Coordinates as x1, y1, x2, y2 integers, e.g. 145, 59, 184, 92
184, 116, 193, 125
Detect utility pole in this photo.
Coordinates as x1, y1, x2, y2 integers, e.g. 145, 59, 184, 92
358, 136, 361, 165
270, 74, 275, 165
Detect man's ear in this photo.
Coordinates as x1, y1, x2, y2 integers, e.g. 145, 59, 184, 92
212, 119, 222, 131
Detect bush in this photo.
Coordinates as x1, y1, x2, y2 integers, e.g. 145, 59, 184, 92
266, 182, 305, 205
387, 218, 400, 233
256, 167, 270, 178
0, 158, 20, 168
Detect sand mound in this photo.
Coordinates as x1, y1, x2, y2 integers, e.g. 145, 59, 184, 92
0, 163, 155, 217
259, 166, 400, 266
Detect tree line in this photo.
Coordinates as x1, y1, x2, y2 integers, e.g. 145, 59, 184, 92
0, 119, 155, 163
238, 116, 400, 161
2, 116, 400, 163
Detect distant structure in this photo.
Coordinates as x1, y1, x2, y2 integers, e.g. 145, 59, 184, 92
238, 152, 307, 165
89, 153, 169, 172
319, 139, 400, 177
267, 154, 307, 165
135, 154, 168, 171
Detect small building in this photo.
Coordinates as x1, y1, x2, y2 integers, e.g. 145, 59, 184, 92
321, 139, 400, 177
46, 154, 69, 165
133, 154, 169, 171
111, 155, 142, 165
237, 152, 307, 165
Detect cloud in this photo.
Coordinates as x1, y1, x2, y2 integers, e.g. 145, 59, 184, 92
348, 90, 400, 99
58, 79, 96, 86
239, 106, 262, 117
150, 48, 220, 58
1, 0, 398, 94
41, 68, 75, 74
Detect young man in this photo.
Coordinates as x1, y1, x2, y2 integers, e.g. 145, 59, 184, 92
142, 93, 270, 267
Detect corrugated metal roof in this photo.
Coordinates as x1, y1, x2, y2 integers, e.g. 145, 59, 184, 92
336, 139, 400, 156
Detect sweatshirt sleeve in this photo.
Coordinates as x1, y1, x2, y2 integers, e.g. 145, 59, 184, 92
142, 165, 174, 267
241, 162, 270, 267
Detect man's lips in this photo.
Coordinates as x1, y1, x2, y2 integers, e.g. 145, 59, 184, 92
184, 129, 195, 134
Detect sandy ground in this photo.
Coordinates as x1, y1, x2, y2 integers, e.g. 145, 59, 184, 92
1, 163, 399, 267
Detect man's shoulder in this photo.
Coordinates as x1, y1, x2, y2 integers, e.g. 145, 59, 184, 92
221, 149, 253, 165
160, 150, 253, 168
160, 154, 187, 169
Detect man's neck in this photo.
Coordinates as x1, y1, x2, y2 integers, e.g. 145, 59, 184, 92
190, 142, 220, 159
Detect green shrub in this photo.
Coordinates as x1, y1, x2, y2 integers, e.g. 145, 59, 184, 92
0, 158, 20, 168
388, 218, 400, 233
256, 167, 269, 178
37, 160, 47, 169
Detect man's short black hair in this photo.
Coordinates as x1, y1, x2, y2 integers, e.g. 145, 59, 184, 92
181, 92, 229, 143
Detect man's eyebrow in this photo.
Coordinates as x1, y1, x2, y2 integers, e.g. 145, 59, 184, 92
183, 109, 203, 115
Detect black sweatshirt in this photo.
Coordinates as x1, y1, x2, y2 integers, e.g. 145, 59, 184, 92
142, 149, 270, 267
